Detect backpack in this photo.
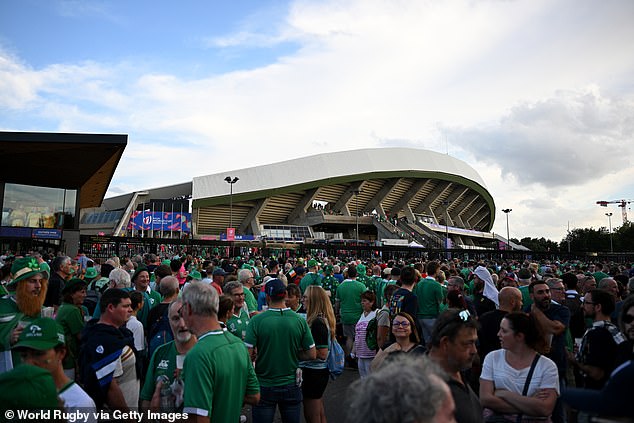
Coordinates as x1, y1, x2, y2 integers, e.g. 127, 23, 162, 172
563, 292, 585, 338
365, 309, 386, 351
389, 291, 406, 320
326, 335, 345, 380
83, 277, 108, 315
147, 306, 173, 357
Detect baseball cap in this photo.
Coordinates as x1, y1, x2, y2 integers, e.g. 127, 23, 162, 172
13, 317, 65, 351
212, 268, 227, 276
0, 364, 59, 409
307, 259, 318, 268
265, 278, 286, 298
561, 360, 634, 419
84, 267, 99, 280
517, 268, 531, 280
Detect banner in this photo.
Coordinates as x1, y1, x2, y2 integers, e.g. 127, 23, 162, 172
220, 233, 256, 241
127, 211, 191, 233
226, 228, 235, 241
32, 229, 62, 239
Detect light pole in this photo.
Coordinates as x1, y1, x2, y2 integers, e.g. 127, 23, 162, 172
606, 212, 613, 253
224, 176, 239, 230
502, 209, 512, 251
442, 200, 450, 257
353, 189, 361, 246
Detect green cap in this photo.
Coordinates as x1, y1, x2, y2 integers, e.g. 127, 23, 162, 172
0, 364, 59, 409
13, 317, 65, 351
188, 270, 202, 280
62, 277, 87, 294
241, 264, 253, 270
307, 259, 318, 268
161, 259, 171, 265
357, 263, 366, 274
9, 257, 50, 287
323, 265, 334, 275
84, 267, 99, 280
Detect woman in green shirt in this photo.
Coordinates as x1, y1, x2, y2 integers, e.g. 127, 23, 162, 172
55, 277, 88, 380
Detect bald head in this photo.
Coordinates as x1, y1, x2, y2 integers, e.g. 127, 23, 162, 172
498, 287, 522, 312
160, 276, 179, 298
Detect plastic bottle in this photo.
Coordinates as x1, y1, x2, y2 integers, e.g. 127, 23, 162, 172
157, 375, 174, 411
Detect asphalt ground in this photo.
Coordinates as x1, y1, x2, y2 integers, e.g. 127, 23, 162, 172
241, 366, 361, 423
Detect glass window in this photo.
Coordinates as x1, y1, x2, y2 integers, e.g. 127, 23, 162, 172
1, 183, 78, 230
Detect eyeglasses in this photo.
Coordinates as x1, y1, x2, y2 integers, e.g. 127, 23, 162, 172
392, 321, 411, 327
622, 314, 634, 324
583, 301, 595, 305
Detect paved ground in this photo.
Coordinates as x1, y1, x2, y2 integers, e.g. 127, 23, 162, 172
242, 367, 361, 423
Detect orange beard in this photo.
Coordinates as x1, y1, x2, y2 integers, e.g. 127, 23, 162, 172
16, 278, 48, 317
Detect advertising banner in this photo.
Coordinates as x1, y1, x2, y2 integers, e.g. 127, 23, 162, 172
32, 229, 62, 239
127, 211, 191, 233
226, 228, 235, 241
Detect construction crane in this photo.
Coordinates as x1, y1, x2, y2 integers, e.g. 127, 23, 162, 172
596, 199, 634, 224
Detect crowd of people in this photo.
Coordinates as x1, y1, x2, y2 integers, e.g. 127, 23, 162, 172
0, 250, 633, 423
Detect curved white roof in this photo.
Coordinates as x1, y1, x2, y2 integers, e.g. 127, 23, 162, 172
193, 147, 486, 199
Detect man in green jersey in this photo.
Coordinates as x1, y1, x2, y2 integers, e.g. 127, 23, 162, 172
321, 265, 339, 307
238, 268, 259, 317
141, 298, 197, 411
335, 265, 367, 360
0, 256, 50, 372
414, 261, 444, 345
245, 278, 316, 423
131, 266, 162, 327
181, 281, 259, 423
299, 259, 322, 294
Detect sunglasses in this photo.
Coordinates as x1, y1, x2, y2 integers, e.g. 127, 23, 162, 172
623, 314, 634, 324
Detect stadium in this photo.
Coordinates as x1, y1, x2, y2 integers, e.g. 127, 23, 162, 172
82, 148, 519, 253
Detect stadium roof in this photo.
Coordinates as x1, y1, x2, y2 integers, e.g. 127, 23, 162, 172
192, 148, 496, 236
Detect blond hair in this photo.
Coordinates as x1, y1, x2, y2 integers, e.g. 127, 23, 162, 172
305, 285, 336, 340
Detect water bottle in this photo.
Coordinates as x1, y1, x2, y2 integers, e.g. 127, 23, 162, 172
157, 375, 174, 411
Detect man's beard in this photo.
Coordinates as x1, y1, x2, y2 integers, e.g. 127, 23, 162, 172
175, 330, 192, 343
16, 279, 48, 317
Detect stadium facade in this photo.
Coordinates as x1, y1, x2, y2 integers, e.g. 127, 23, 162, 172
84, 148, 518, 250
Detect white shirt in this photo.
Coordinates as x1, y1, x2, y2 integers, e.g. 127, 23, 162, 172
59, 381, 97, 423
126, 315, 145, 351
481, 349, 560, 396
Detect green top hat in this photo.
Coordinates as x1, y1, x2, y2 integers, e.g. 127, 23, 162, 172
9, 257, 50, 288
13, 317, 65, 351
323, 265, 334, 275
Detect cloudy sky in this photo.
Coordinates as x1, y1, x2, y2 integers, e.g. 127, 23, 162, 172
2, 0, 633, 242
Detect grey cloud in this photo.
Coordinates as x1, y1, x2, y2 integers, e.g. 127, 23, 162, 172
447, 89, 634, 188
